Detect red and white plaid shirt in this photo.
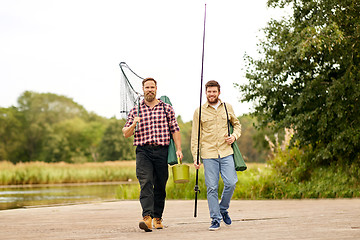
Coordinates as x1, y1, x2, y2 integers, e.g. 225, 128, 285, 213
124, 99, 180, 146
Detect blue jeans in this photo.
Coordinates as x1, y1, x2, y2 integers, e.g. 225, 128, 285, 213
203, 155, 238, 222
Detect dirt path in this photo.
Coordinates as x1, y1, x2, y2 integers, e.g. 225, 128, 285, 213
1, 199, 359, 239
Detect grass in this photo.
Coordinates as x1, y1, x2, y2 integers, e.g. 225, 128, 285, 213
0, 161, 136, 185
116, 163, 276, 200
1, 160, 359, 200
116, 162, 360, 200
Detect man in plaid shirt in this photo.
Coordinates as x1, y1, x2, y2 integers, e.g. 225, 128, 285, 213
122, 77, 183, 232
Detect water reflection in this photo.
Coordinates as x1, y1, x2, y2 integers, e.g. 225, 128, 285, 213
0, 182, 133, 210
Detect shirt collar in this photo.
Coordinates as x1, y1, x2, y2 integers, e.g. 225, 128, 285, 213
205, 98, 223, 108
140, 99, 163, 107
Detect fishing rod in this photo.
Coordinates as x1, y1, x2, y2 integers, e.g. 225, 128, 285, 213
194, 3, 207, 218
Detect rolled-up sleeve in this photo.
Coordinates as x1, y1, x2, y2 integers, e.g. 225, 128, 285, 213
167, 105, 180, 134
124, 108, 136, 128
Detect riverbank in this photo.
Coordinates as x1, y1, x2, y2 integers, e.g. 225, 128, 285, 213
0, 161, 137, 185
3, 161, 359, 200
1, 199, 359, 239
0, 181, 136, 189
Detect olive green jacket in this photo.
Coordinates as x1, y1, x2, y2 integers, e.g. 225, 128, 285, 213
191, 100, 241, 160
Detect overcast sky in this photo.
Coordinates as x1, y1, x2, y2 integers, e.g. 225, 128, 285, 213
0, 0, 289, 122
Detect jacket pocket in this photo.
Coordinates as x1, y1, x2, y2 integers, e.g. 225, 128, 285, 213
202, 116, 216, 132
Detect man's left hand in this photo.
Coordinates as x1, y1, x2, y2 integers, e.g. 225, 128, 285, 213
176, 150, 183, 162
225, 135, 235, 145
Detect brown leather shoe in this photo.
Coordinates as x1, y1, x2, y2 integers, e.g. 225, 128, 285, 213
153, 217, 163, 229
139, 215, 152, 232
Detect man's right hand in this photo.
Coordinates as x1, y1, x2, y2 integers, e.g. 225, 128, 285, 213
193, 158, 201, 169
122, 117, 141, 138
133, 117, 141, 126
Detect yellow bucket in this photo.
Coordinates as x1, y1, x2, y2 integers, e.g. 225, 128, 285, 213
172, 164, 189, 183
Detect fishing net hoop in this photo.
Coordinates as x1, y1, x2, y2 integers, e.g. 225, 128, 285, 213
119, 62, 144, 119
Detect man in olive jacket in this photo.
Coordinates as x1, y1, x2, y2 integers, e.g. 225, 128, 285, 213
191, 80, 241, 231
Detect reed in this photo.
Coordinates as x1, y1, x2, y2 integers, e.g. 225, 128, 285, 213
115, 163, 272, 200
2, 161, 358, 199
0, 161, 136, 185
115, 162, 360, 200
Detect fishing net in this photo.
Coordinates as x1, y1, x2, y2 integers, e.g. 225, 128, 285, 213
119, 62, 144, 119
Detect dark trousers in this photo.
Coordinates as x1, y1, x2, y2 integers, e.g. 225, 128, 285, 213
136, 145, 168, 218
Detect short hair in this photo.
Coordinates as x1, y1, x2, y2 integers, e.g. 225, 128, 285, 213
205, 80, 220, 92
142, 78, 157, 86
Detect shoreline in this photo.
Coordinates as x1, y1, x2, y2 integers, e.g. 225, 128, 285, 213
0, 181, 137, 189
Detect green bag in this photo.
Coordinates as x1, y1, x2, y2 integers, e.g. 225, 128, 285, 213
229, 124, 247, 171
167, 138, 178, 165
224, 103, 247, 171
160, 95, 178, 166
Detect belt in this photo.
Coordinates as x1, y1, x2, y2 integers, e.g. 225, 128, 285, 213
142, 144, 164, 148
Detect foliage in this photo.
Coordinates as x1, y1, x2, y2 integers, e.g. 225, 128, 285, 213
41, 117, 107, 163
0, 91, 111, 163
0, 107, 25, 161
1, 160, 358, 199
17, 91, 91, 162
239, 0, 360, 166
237, 114, 275, 163
115, 160, 360, 200
262, 128, 360, 199
0, 161, 136, 185
176, 116, 193, 163
98, 118, 136, 161
266, 144, 360, 198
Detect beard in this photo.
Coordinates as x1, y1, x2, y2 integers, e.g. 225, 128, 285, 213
207, 95, 219, 104
145, 92, 156, 102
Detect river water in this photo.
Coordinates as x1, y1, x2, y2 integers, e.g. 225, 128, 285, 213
0, 182, 135, 210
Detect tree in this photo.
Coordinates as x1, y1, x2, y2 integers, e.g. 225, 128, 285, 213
16, 91, 90, 161
176, 116, 193, 163
0, 107, 25, 162
98, 118, 136, 161
237, 114, 274, 163
240, 0, 360, 166
41, 117, 106, 163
